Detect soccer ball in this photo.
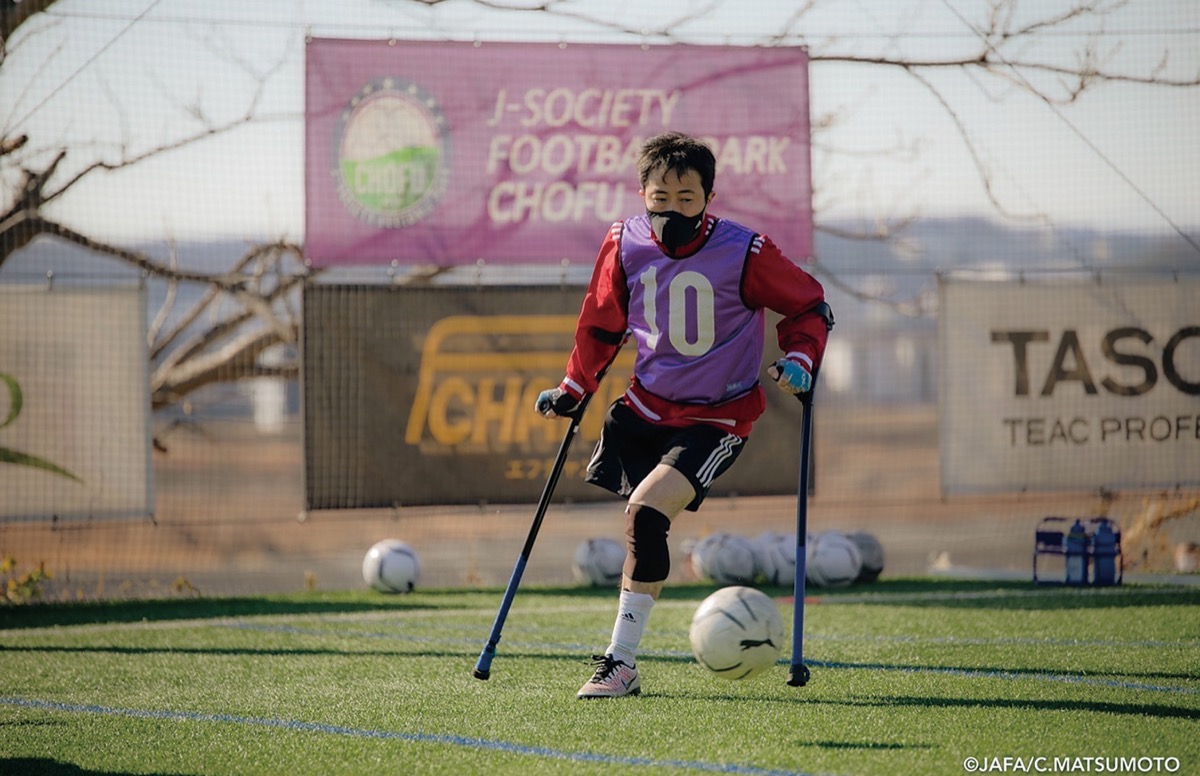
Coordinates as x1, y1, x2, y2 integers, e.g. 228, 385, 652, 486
847, 531, 885, 582
690, 532, 757, 585
807, 531, 862, 588
362, 539, 421, 594
689, 586, 785, 680
571, 538, 626, 586
752, 531, 798, 586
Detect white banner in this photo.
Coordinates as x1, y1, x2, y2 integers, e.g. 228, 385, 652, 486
0, 286, 152, 519
939, 276, 1199, 494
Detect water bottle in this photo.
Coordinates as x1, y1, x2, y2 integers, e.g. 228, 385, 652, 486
1092, 520, 1118, 586
1065, 519, 1088, 585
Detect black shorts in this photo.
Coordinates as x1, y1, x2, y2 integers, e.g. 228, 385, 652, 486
584, 400, 747, 512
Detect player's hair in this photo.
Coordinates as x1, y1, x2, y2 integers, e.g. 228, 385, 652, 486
637, 131, 716, 198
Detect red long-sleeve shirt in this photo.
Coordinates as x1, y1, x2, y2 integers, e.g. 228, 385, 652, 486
560, 214, 828, 436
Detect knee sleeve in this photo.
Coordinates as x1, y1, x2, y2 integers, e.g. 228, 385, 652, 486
623, 505, 672, 583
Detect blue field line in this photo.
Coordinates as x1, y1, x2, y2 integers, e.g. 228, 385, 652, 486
224, 615, 1200, 652
801, 632, 1200, 649
214, 622, 1199, 696
0, 696, 819, 776
222, 620, 605, 655
810, 586, 1200, 604
802, 659, 1200, 695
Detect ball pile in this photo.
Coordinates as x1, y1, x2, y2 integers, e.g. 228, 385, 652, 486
690, 532, 758, 585
690, 529, 885, 588
571, 537, 626, 586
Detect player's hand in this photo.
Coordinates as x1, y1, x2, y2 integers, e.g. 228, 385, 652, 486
535, 386, 582, 418
767, 357, 812, 395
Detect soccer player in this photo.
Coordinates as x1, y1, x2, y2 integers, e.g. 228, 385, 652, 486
536, 131, 832, 698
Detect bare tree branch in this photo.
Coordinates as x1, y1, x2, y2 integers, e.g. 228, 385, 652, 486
808, 262, 933, 319
3, 0, 1195, 417
147, 240, 182, 348
816, 218, 914, 242
151, 328, 292, 411
147, 244, 307, 411
0, 1, 316, 425
147, 241, 307, 360
0, 0, 58, 63
0, 134, 27, 157
3, 215, 257, 287
906, 67, 1048, 225
813, 51, 1200, 90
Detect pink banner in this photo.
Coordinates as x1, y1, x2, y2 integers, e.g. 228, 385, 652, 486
305, 40, 812, 267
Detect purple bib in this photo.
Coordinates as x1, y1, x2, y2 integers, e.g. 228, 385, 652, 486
621, 216, 765, 404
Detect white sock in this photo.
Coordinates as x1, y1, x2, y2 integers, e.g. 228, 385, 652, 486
606, 589, 655, 666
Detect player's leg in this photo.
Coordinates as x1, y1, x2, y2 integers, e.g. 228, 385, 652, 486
624, 463, 695, 599
627, 424, 749, 597
585, 464, 693, 695
578, 403, 675, 698
602, 432, 744, 666
580, 414, 746, 698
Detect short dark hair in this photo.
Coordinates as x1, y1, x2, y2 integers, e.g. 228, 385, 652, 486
637, 131, 716, 198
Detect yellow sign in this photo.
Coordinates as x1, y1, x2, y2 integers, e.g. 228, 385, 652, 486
404, 315, 633, 450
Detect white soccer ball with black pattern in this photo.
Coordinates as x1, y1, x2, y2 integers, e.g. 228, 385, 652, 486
847, 531, 884, 583
689, 586, 785, 680
750, 531, 785, 584
806, 530, 863, 588
752, 531, 810, 586
362, 539, 421, 594
690, 532, 757, 586
571, 538, 626, 586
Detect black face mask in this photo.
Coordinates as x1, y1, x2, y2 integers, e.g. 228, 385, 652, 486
647, 209, 705, 252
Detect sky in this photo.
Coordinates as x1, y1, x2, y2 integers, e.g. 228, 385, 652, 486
2, 0, 1198, 247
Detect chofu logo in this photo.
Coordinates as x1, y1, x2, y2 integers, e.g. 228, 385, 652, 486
404, 316, 632, 449
334, 78, 450, 227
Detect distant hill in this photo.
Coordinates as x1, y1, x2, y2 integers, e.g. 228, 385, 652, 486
814, 216, 1198, 273
3, 217, 1194, 337
4, 217, 1194, 280
4, 218, 1191, 409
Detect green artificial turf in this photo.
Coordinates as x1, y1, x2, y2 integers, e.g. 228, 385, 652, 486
1, 579, 1196, 776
